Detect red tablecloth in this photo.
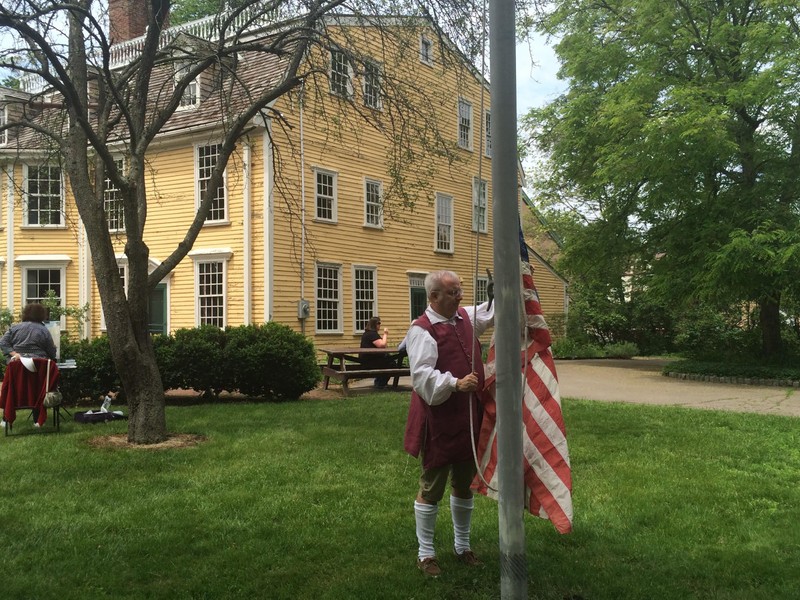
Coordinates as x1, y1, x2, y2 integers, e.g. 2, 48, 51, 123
1, 358, 60, 426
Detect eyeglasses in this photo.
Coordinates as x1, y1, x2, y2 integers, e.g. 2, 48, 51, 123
437, 288, 463, 298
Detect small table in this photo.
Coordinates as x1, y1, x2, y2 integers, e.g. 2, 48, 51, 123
320, 347, 410, 395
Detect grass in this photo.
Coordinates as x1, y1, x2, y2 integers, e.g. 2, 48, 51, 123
2, 395, 799, 599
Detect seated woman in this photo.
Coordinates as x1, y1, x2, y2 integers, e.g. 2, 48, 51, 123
360, 316, 394, 389
0, 303, 57, 363
0, 303, 58, 427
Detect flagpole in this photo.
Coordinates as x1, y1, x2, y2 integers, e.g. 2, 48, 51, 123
489, 0, 528, 597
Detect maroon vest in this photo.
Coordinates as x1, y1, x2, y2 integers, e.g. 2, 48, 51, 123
403, 307, 485, 469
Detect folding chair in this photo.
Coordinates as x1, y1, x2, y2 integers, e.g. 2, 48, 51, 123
1, 357, 61, 435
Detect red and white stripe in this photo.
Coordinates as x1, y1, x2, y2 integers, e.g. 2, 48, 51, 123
473, 260, 573, 534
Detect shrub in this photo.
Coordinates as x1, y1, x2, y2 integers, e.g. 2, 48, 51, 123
223, 323, 321, 400
551, 337, 604, 359
152, 333, 180, 391
602, 342, 639, 358
171, 325, 230, 399
59, 334, 119, 402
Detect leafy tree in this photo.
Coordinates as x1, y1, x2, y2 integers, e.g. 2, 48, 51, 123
524, 0, 800, 359
0, 0, 494, 443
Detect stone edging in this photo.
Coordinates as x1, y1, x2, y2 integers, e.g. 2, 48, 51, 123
665, 371, 800, 388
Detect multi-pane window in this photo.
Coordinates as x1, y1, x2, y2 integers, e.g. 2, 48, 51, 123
472, 177, 487, 233
25, 165, 62, 226
315, 169, 337, 222
316, 264, 341, 333
354, 267, 377, 332
197, 261, 225, 327
175, 60, 198, 107
435, 193, 453, 252
104, 159, 125, 232
197, 144, 227, 223
25, 268, 61, 310
476, 276, 489, 303
484, 111, 492, 157
363, 60, 382, 109
409, 274, 427, 321
458, 99, 472, 150
330, 49, 352, 97
364, 179, 383, 227
419, 34, 433, 65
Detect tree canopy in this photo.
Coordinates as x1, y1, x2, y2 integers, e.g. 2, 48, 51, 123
524, 0, 800, 358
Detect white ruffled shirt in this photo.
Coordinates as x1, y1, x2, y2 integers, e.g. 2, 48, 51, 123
405, 302, 494, 406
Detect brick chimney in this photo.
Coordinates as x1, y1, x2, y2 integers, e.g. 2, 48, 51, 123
108, 0, 170, 45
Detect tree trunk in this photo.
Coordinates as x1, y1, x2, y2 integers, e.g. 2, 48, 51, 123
121, 345, 168, 444
759, 296, 782, 359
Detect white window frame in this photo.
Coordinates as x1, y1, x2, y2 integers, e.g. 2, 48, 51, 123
363, 59, 382, 109
476, 275, 489, 303
458, 98, 473, 150
472, 177, 488, 233
314, 168, 338, 223
195, 143, 228, 224
23, 164, 64, 227
175, 59, 199, 108
104, 158, 125, 232
15, 255, 71, 327
353, 265, 377, 333
316, 262, 343, 334
330, 48, 353, 98
189, 248, 232, 328
484, 110, 492, 158
364, 178, 383, 228
419, 34, 434, 66
435, 193, 454, 253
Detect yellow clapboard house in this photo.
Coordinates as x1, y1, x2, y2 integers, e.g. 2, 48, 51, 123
0, 8, 566, 354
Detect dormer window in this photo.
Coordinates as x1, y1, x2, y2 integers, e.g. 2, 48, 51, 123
420, 34, 434, 66
175, 60, 198, 108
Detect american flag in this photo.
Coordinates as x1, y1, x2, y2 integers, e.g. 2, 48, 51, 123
472, 231, 573, 534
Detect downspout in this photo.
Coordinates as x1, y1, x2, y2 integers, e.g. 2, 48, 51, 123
263, 114, 274, 323
242, 140, 252, 325
78, 214, 91, 338
5, 165, 14, 311
299, 84, 307, 335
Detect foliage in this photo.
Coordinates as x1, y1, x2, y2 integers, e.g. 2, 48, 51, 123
59, 334, 120, 401
551, 337, 605, 359
672, 306, 752, 362
524, 0, 800, 359
0, 308, 14, 333
170, 325, 230, 399
41, 290, 90, 336
663, 359, 800, 382
551, 337, 638, 359
223, 323, 321, 400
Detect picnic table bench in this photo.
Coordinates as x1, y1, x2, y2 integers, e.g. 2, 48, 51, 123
320, 347, 410, 396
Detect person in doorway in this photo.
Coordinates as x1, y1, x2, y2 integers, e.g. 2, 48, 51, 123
403, 270, 494, 577
360, 316, 393, 388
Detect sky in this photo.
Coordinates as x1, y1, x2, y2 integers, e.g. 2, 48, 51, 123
515, 33, 566, 115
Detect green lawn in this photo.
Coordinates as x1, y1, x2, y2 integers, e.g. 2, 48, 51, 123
2, 395, 798, 599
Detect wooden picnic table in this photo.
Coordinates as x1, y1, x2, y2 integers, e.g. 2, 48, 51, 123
320, 347, 410, 395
